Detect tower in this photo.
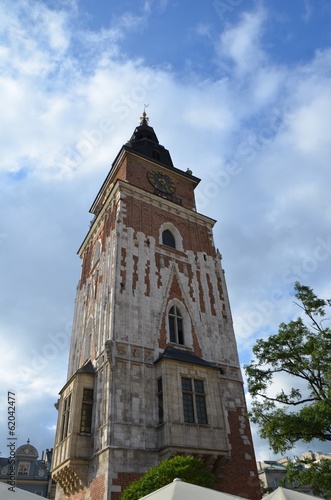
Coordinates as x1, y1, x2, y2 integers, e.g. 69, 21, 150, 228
52, 113, 260, 500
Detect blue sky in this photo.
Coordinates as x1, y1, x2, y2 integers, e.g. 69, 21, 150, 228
1, 0, 331, 462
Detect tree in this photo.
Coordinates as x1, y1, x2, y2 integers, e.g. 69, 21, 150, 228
284, 458, 331, 499
245, 282, 331, 455
259, 479, 273, 497
120, 455, 216, 500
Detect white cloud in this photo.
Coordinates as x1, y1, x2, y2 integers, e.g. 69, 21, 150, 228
217, 8, 267, 76
303, 0, 313, 22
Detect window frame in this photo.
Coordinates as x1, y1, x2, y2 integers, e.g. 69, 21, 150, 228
162, 229, 176, 249
168, 306, 184, 345
80, 388, 94, 434
159, 223, 183, 252
60, 393, 71, 441
18, 462, 30, 476
157, 377, 164, 425
181, 377, 208, 425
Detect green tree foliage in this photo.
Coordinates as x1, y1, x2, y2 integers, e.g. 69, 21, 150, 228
245, 282, 331, 455
120, 455, 216, 500
284, 458, 331, 499
259, 479, 273, 496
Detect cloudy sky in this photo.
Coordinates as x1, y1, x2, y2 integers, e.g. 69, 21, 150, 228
1, 0, 331, 462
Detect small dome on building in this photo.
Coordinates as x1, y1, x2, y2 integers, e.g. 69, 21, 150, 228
16, 440, 39, 458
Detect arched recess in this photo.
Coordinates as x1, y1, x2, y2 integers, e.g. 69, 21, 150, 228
84, 317, 93, 362
91, 240, 101, 269
166, 299, 192, 349
159, 223, 183, 252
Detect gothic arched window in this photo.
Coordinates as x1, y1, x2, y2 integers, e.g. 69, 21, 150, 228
162, 229, 176, 249
169, 306, 184, 344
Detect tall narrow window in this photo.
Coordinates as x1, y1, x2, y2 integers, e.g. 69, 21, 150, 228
169, 306, 184, 344
61, 394, 71, 440
157, 378, 164, 424
182, 378, 208, 424
80, 389, 94, 433
194, 380, 208, 424
182, 378, 194, 423
162, 230, 176, 249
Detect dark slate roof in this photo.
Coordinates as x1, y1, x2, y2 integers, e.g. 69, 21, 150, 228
155, 347, 213, 367
77, 360, 95, 374
126, 112, 174, 168
60, 360, 95, 394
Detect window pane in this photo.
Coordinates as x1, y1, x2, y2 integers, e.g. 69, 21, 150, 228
169, 315, 176, 342
61, 394, 71, 440
194, 380, 204, 394
80, 389, 93, 433
182, 378, 192, 391
157, 378, 164, 424
80, 403, 93, 433
169, 306, 184, 344
177, 318, 184, 344
162, 230, 176, 248
183, 393, 195, 423
196, 395, 208, 424
175, 307, 182, 319
83, 389, 93, 402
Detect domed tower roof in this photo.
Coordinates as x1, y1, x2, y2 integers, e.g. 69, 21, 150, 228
16, 440, 38, 458
126, 110, 174, 168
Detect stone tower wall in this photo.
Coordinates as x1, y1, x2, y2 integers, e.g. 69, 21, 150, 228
53, 146, 260, 500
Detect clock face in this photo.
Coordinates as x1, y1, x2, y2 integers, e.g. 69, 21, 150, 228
147, 170, 176, 194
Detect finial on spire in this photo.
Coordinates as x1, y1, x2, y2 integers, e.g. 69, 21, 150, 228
140, 104, 150, 125
27, 438, 30, 444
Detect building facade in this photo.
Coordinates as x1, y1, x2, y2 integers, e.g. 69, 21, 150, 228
0, 441, 55, 498
51, 113, 260, 500
258, 452, 331, 495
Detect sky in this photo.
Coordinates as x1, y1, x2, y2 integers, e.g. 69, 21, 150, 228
0, 0, 331, 463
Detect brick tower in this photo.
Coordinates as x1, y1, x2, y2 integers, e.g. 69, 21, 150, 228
51, 112, 260, 500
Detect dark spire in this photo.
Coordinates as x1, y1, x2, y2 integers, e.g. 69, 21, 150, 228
126, 110, 174, 168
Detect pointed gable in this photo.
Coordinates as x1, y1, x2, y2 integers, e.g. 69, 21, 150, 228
157, 269, 202, 356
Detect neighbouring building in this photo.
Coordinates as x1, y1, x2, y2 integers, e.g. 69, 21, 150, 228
51, 112, 261, 500
257, 453, 329, 495
257, 460, 289, 493
0, 441, 55, 498
300, 451, 331, 462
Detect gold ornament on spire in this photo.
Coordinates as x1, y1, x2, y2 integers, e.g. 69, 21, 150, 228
140, 104, 149, 125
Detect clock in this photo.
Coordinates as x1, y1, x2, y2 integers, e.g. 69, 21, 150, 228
147, 170, 176, 194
